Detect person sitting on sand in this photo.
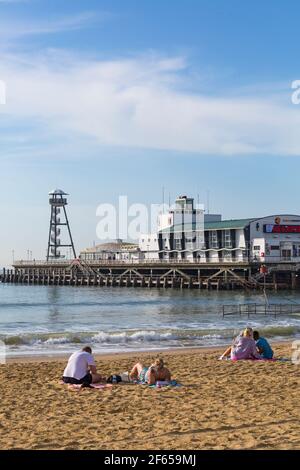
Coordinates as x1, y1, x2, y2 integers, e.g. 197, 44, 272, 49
230, 328, 261, 360
253, 330, 274, 359
219, 329, 248, 360
219, 328, 261, 360
129, 357, 171, 384
62, 346, 103, 386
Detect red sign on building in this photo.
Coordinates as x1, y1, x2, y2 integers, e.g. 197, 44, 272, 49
264, 224, 300, 234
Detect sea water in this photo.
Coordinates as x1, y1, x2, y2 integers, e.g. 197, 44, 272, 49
0, 283, 300, 357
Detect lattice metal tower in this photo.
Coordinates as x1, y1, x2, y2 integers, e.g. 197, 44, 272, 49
47, 189, 76, 261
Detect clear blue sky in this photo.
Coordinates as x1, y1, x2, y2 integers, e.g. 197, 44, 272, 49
0, 0, 300, 265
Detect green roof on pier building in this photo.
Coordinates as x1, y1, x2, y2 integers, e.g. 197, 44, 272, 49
160, 218, 255, 233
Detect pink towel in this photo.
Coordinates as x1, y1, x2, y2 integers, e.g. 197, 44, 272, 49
90, 383, 113, 389
231, 358, 277, 362
60, 380, 113, 390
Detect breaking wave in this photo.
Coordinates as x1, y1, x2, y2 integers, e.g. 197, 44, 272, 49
2, 324, 300, 351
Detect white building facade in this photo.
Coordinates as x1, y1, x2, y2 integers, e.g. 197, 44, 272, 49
80, 240, 142, 261
139, 196, 300, 264
249, 215, 300, 263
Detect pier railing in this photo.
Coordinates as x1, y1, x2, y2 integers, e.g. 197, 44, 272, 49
12, 258, 250, 267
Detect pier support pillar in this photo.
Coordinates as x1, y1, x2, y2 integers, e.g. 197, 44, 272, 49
291, 272, 297, 290
197, 269, 201, 289
273, 272, 278, 291
224, 270, 229, 290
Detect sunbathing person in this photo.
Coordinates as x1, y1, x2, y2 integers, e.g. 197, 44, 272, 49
219, 328, 260, 360
62, 346, 104, 386
253, 330, 274, 359
129, 361, 149, 383
147, 358, 171, 385
130, 357, 171, 384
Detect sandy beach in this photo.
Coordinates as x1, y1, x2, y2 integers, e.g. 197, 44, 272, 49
0, 343, 299, 450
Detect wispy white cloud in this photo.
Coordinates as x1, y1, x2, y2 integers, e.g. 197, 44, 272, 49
0, 11, 108, 39
0, 50, 299, 157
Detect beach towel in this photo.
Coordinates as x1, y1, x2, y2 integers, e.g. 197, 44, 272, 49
91, 383, 113, 389
228, 357, 291, 362
148, 380, 182, 388
60, 380, 113, 391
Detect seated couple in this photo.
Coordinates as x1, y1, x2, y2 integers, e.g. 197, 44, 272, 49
129, 357, 171, 385
219, 328, 273, 361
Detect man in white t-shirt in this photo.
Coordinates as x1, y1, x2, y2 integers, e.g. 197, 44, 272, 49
62, 346, 102, 386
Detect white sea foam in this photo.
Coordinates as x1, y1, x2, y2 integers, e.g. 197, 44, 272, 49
3, 324, 300, 351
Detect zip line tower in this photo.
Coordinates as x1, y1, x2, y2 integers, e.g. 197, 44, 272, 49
47, 189, 76, 261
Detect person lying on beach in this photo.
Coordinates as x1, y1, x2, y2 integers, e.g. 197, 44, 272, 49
129, 361, 149, 382
253, 330, 274, 359
219, 328, 261, 360
129, 357, 171, 384
148, 358, 171, 385
62, 346, 104, 387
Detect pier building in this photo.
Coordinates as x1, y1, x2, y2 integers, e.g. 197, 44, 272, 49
2, 193, 300, 290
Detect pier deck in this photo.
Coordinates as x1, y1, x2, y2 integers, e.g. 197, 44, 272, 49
1, 259, 299, 290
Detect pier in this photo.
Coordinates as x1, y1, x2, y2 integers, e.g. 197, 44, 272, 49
3, 190, 300, 290
1, 259, 300, 290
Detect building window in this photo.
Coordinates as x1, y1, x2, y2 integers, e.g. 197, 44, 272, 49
185, 231, 196, 243
209, 231, 218, 248
253, 245, 260, 250
224, 229, 232, 248
175, 239, 181, 249
270, 245, 280, 250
